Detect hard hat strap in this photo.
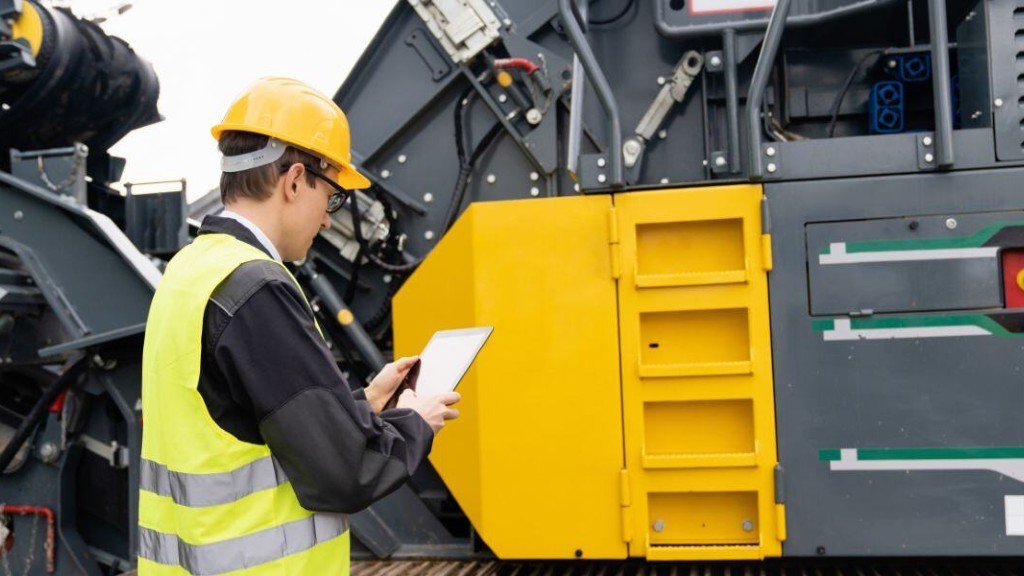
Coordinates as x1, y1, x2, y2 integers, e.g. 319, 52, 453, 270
220, 137, 289, 173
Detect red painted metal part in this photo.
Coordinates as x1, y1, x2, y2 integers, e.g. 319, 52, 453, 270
493, 57, 539, 74
1002, 249, 1024, 309
0, 505, 55, 574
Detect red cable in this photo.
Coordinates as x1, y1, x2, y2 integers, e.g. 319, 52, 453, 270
493, 58, 539, 74
0, 505, 55, 574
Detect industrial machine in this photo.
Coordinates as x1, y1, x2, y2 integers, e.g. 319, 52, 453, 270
3, 0, 1024, 573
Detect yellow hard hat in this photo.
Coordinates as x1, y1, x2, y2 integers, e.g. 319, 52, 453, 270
211, 77, 370, 190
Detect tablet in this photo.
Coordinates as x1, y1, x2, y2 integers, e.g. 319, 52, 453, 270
413, 327, 493, 397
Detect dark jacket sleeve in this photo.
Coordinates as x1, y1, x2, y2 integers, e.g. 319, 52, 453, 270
211, 277, 434, 514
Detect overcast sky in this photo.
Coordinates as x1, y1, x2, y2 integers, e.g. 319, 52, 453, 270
75, 1, 395, 200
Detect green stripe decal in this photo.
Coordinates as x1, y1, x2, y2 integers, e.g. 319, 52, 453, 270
819, 221, 1024, 255
819, 449, 841, 461
811, 319, 835, 331
811, 315, 1013, 337
860, 447, 1024, 460
820, 447, 1024, 461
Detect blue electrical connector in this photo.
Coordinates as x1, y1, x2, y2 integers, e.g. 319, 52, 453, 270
869, 81, 904, 133
892, 53, 932, 82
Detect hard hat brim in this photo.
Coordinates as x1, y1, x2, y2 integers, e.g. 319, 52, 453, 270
336, 164, 371, 190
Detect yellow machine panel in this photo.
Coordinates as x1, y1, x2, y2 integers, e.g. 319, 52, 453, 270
393, 196, 628, 559
614, 185, 783, 561
393, 186, 782, 562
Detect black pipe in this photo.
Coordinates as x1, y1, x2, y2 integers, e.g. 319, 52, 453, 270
0, 0, 160, 173
298, 261, 386, 373
723, 28, 741, 174
746, 0, 793, 179
558, 0, 624, 189
928, 0, 954, 168
0, 357, 84, 474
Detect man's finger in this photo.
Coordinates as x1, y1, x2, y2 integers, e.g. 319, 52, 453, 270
394, 356, 419, 373
444, 408, 460, 420
435, 391, 461, 405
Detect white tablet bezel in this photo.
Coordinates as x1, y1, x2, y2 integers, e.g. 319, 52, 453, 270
414, 326, 493, 396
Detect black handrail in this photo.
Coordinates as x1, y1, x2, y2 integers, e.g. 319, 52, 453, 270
558, 0, 624, 188
928, 0, 954, 168
746, 0, 794, 179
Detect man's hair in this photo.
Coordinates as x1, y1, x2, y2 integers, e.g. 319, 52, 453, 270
218, 131, 321, 204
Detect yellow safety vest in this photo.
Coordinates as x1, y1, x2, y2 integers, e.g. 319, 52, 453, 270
138, 233, 349, 576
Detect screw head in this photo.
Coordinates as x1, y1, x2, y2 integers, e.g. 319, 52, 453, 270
381, 170, 391, 179
766, 146, 776, 157
657, 76, 666, 86
597, 158, 607, 168
946, 218, 958, 230
39, 442, 59, 463
767, 162, 778, 173
597, 174, 607, 183
658, 130, 668, 140
423, 193, 433, 203
383, 274, 393, 283
530, 172, 540, 182
425, 230, 436, 240
995, 98, 1005, 108
660, 178, 670, 184
922, 136, 933, 147
526, 109, 543, 125
709, 55, 722, 68
924, 153, 935, 163
530, 187, 540, 197
714, 156, 727, 167
624, 140, 641, 155
486, 174, 497, 184
398, 154, 407, 164
498, 94, 508, 104
13, 210, 23, 221
887, 60, 898, 69
742, 519, 755, 532
652, 519, 666, 532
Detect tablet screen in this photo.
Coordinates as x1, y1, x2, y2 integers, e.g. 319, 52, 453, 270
414, 327, 492, 397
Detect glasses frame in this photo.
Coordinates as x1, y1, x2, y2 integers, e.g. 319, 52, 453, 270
301, 164, 350, 214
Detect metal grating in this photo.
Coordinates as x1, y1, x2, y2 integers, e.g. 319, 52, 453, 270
1016, 5, 1024, 150
352, 561, 1024, 576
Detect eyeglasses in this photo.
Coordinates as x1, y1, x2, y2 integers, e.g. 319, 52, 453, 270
302, 164, 350, 214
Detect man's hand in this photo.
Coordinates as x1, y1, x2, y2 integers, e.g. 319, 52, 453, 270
364, 356, 419, 414
397, 390, 460, 435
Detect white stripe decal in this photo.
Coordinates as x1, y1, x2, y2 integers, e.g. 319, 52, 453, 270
819, 243, 998, 265
822, 318, 991, 341
1006, 496, 1024, 536
830, 449, 1024, 483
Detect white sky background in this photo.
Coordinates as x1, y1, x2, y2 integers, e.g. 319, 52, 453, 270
70, 0, 396, 201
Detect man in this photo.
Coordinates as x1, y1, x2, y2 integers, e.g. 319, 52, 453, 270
137, 77, 460, 575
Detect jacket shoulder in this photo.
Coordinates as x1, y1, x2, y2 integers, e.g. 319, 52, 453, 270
211, 260, 296, 317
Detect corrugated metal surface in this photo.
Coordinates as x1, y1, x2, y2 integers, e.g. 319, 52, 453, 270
352, 561, 1024, 576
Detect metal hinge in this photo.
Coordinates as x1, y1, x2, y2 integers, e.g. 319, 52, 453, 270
619, 469, 632, 543
609, 205, 621, 279
760, 195, 773, 271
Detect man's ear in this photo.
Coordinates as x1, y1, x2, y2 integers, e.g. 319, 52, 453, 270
280, 163, 305, 203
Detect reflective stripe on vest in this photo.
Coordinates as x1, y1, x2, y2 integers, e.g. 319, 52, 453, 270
140, 456, 287, 508
139, 513, 348, 575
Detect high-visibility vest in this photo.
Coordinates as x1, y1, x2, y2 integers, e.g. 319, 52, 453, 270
138, 233, 349, 576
